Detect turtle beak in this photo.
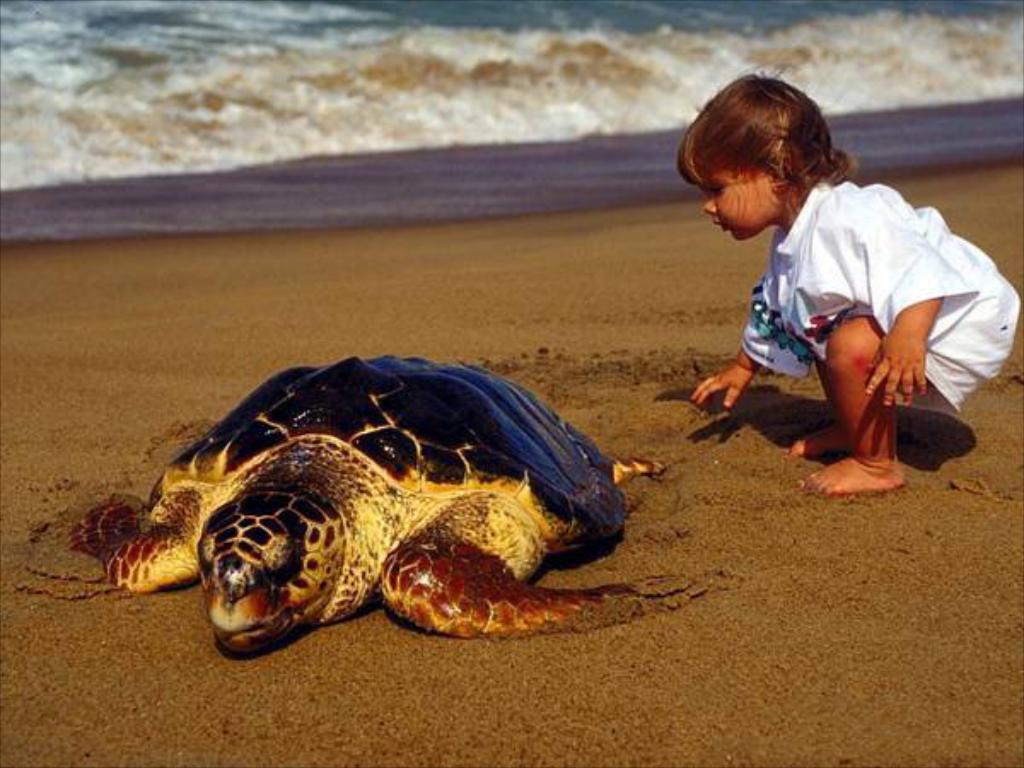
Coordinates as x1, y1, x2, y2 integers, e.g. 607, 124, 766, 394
205, 555, 293, 652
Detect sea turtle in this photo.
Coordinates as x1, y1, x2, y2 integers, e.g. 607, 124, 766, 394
72, 356, 664, 652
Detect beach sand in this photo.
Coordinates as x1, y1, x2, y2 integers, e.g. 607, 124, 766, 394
1, 162, 1021, 767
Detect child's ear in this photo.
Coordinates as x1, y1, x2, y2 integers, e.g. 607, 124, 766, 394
772, 179, 801, 205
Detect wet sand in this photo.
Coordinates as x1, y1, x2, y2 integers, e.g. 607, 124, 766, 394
2, 99, 1020, 243
1, 162, 1021, 767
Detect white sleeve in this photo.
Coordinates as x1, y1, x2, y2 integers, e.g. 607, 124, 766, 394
859, 204, 979, 332
740, 278, 813, 378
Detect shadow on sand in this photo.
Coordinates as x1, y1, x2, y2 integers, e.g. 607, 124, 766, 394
657, 384, 976, 472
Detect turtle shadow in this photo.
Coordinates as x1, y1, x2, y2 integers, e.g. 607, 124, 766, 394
657, 384, 976, 471
532, 534, 623, 581
214, 624, 317, 660
218, 626, 317, 663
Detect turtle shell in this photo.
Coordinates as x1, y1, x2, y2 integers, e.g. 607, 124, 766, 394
164, 356, 625, 536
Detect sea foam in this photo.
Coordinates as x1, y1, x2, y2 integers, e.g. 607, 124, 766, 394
1, 6, 1021, 190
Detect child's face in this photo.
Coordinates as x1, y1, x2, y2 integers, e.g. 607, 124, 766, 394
699, 169, 792, 240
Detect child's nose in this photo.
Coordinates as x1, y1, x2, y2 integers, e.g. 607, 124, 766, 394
702, 198, 716, 216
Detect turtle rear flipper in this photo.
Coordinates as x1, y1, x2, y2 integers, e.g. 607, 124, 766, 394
71, 499, 199, 594
612, 457, 666, 485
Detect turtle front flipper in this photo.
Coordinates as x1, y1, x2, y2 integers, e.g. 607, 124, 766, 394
71, 498, 200, 594
380, 491, 626, 637
382, 535, 627, 637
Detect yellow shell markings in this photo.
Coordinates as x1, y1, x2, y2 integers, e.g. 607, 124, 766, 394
340, 420, 564, 545
411, 449, 562, 544
367, 393, 395, 424
156, 412, 288, 490
161, 425, 556, 538
255, 414, 288, 430
358, 385, 555, 532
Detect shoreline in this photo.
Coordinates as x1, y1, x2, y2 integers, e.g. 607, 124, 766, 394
2, 159, 1021, 259
2, 97, 1021, 244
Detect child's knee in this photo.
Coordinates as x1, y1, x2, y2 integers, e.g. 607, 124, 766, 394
824, 316, 883, 377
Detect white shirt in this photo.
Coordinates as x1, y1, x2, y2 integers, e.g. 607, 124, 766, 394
742, 181, 1020, 411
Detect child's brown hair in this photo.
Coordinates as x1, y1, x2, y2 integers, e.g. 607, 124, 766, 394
678, 75, 854, 195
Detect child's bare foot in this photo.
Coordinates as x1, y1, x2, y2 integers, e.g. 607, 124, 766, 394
799, 457, 904, 496
787, 424, 848, 458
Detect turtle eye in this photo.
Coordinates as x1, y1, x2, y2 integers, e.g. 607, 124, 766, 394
262, 535, 300, 575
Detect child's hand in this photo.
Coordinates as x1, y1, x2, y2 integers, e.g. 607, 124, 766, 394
691, 356, 757, 411
866, 331, 927, 405
865, 298, 942, 406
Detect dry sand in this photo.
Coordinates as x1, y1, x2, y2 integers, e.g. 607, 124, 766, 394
1, 163, 1022, 767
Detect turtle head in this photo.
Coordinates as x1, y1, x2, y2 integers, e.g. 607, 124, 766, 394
198, 492, 340, 653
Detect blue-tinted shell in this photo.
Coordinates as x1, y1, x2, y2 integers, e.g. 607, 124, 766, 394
167, 356, 625, 537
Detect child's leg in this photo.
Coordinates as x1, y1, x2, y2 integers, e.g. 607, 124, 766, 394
800, 316, 904, 495
788, 360, 849, 458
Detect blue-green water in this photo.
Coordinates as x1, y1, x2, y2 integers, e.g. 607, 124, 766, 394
337, 1, 1020, 32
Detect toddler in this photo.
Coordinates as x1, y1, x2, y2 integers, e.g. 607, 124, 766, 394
679, 75, 1020, 495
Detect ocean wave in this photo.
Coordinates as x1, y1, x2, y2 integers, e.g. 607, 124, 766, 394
1, 8, 1021, 190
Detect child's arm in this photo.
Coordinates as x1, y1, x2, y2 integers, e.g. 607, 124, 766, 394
865, 298, 943, 406
691, 348, 761, 411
